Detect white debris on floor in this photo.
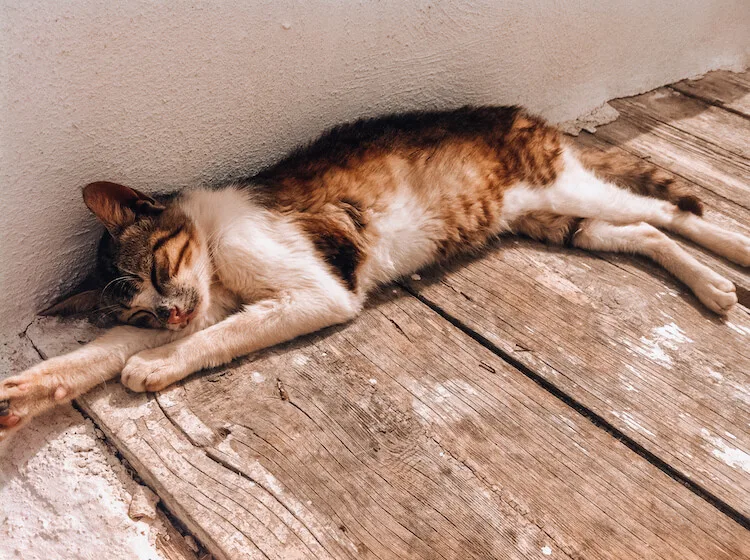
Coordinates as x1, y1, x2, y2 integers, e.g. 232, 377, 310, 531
0, 333, 170, 560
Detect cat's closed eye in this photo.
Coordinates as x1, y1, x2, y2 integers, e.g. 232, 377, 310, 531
125, 309, 161, 329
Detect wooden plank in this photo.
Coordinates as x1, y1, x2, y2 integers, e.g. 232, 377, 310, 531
26, 319, 351, 560
571, 132, 750, 307
0, 332, 201, 560
610, 87, 750, 160
27, 296, 750, 560
406, 239, 750, 518
155, 529, 203, 560
594, 93, 750, 210
671, 70, 750, 117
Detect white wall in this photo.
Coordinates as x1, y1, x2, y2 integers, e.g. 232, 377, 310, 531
1, 0, 748, 335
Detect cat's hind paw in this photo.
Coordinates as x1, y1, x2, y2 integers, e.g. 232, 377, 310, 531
694, 274, 737, 315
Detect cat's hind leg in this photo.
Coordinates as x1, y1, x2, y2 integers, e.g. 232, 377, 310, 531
504, 148, 750, 267
572, 219, 737, 314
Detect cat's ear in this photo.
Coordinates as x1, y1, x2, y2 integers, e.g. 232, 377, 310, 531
83, 181, 164, 235
40, 288, 102, 316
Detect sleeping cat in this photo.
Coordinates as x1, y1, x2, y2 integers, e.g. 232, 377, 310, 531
1, 105, 748, 439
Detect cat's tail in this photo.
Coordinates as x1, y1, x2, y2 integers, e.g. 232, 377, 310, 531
573, 144, 704, 216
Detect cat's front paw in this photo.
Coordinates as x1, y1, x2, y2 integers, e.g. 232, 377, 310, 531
121, 347, 189, 393
0, 364, 70, 441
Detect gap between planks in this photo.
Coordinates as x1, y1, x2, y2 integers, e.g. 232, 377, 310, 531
403, 283, 750, 531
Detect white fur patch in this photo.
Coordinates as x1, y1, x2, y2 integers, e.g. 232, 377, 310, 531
360, 187, 441, 289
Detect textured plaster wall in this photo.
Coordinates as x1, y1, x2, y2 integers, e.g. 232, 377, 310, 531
1, 0, 748, 335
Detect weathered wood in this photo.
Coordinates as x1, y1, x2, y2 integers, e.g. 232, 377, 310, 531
406, 238, 750, 517
610, 87, 750, 160
571, 132, 750, 306
155, 516, 202, 560
26, 319, 342, 560
27, 296, 750, 559
595, 92, 750, 209
0, 331, 201, 560
671, 70, 750, 117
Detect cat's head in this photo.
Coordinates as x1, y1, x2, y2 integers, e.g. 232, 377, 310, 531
44, 182, 211, 330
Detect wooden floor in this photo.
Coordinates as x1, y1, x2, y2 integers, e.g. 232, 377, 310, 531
28, 69, 750, 560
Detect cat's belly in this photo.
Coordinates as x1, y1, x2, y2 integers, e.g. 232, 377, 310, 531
359, 183, 511, 290
358, 188, 442, 290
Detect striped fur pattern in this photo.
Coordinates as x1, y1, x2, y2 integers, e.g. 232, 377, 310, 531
2, 105, 749, 439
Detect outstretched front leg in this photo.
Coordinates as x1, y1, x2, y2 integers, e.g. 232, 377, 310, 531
0, 326, 178, 440
121, 287, 362, 392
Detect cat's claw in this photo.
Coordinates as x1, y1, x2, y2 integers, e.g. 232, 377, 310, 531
0, 398, 21, 433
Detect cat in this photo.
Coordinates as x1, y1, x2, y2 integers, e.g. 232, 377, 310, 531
1, 105, 748, 440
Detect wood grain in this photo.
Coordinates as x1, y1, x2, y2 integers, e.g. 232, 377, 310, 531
610, 87, 750, 159
406, 238, 750, 517
27, 296, 750, 559
671, 70, 750, 117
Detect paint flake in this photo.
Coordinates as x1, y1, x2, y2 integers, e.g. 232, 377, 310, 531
611, 411, 656, 437
701, 429, 750, 472
629, 323, 693, 368
726, 322, 750, 336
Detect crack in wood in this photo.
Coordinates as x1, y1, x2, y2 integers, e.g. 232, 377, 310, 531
406, 286, 750, 531
276, 378, 289, 401
386, 317, 412, 342
204, 447, 336, 560
425, 434, 578, 559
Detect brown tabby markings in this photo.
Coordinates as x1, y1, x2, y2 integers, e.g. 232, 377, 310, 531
252, 107, 565, 288
150, 220, 196, 293
572, 142, 703, 216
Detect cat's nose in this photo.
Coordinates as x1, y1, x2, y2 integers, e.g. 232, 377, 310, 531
167, 306, 189, 324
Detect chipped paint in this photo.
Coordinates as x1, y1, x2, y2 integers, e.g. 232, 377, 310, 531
624, 364, 645, 379
726, 322, 750, 336
541, 545, 552, 556
708, 369, 724, 382
618, 373, 638, 392
251, 371, 265, 383
653, 323, 694, 349
701, 429, 750, 473
611, 411, 656, 437
628, 323, 694, 368
633, 337, 673, 367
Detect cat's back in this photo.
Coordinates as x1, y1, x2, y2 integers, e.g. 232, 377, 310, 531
253, 105, 521, 185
